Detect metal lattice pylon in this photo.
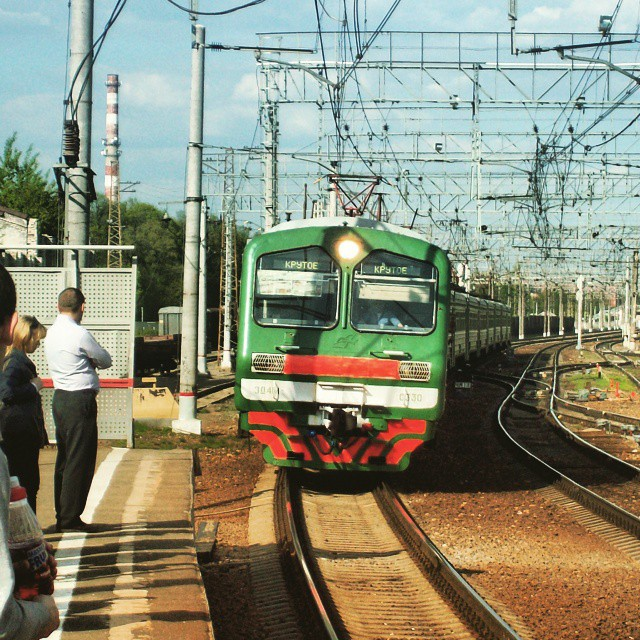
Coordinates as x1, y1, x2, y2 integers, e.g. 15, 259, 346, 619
107, 189, 123, 268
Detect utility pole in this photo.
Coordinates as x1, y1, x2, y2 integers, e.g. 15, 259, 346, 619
174, 23, 205, 435
576, 275, 584, 350
543, 282, 549, 337
63, 0, 94, 267
220, 151, 235, 371
472, 66, 483, 248
197, 199, 209, 376
624, 259, 631, 346
598, 294, 605, 332
518, 276, 525, 340
630, 250, 638, 352
261, 66, 279, 230
558, 287, 564, 336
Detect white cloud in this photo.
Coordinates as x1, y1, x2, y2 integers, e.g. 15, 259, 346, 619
0, 93, 60, 147
519, 1, 638, 33
0, 8, 49, 27
121, 73, 189, 110
231, 74, 259, 103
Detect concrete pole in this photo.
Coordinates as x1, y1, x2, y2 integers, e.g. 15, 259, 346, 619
624, 261, 631, 346
174, 24, 205, 435
576, 275, 584, 350
518, 277, 525, 339
64, 0, 93, 266
630, 250, 638, 352
328, 184, 338, 217
558, 287, 564, 336
543, 283, 549, 337
262, 67, 279, 230
598, 295, 604, 332
197, 199, 209, 376
220, 152, 235, 371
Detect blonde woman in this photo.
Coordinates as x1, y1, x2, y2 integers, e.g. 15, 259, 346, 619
0, 316, 47, 512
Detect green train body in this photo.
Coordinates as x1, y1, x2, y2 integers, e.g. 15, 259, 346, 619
235, 216, 458, 471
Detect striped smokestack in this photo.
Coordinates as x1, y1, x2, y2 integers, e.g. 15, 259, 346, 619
103, 74, 120, 202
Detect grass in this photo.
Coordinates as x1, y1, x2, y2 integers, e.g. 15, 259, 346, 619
562, 369, 638, 394
561, 348, 601, 364
132, 421, 239, 450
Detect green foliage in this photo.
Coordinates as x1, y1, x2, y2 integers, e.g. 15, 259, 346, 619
563, 369, 636, 393
0, 133, 60, 239
88, 199, 251, 323
132, 422, 237, 450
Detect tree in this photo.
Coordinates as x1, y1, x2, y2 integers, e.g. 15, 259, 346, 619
0, 133, 60, 240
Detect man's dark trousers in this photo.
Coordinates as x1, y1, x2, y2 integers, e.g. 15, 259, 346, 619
52, 389, 98, 528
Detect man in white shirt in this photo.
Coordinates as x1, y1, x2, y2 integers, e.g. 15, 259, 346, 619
44, 288, 112, 532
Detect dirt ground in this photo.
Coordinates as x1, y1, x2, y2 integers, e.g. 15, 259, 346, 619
191, 370, 640, 640
192, 403, 266, 640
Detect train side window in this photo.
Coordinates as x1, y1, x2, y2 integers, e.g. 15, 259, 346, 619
253, 246, 340, 328
351, 250, 437, 334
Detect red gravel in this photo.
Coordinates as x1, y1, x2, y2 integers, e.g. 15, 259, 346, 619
393, 381, 640, 640
193, 414, 266, 640
193, 364, 640, 640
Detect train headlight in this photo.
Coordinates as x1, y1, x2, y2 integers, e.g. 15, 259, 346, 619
336, 239, 361, 261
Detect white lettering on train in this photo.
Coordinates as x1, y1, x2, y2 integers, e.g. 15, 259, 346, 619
284, 260, 319, 270
373, 265, 408, 275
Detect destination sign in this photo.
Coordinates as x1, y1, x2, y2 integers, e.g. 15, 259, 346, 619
357, 250, 436, 279
259, 247, 335, 273
284, 260, 319, 270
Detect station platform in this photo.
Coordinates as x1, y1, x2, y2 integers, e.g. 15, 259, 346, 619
36, 446, 214, 640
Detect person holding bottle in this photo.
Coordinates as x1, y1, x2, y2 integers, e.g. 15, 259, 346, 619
0, 265, 59, 639
0, 316, 48, 513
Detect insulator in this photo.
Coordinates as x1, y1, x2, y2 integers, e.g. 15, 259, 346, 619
63, 120, 80, 167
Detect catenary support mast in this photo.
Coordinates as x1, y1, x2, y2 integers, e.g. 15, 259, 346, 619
174, 24, 205, 434
63, 0, 94, 267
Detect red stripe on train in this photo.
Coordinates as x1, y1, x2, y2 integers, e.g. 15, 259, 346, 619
283, 355, 400, 379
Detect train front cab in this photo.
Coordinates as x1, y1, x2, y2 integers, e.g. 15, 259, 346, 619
235, 220, 451, 472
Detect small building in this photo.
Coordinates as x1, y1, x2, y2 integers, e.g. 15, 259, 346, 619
0, 205, 40, 265
158, 306, 182, 336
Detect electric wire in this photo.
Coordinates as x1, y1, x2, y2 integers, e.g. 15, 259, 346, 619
65, 0, 129, 121
164, 0, 268, 15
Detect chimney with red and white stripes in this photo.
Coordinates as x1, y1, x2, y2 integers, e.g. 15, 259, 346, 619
103, 74, 121, 202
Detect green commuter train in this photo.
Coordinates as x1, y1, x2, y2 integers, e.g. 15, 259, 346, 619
234, 216, 510, 471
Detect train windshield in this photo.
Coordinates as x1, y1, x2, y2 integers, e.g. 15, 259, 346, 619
351, 250, 437, 334
254, 246, 340, 328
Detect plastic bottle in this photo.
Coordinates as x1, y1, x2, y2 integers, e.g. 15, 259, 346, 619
7, 476, 54, 600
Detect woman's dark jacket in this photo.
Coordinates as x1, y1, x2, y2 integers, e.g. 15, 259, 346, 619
0, 350, 48, 447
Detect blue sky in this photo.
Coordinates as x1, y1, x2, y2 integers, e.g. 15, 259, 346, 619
1, 0, 638, 208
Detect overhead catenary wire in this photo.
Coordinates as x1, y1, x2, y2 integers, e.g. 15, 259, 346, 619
164, 0, 268, 15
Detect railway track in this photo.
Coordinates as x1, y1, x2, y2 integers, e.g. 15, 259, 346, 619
245, 337, 640, 640
271, 470, 522, 640
480, 344, 640, 560
547, 341, 640, 465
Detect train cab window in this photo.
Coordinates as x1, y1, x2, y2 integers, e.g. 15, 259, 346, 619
351, 250, 437, 334
253, 246, 339, 328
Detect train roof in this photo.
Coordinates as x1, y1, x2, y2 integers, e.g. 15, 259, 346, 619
265, 216, 428, 243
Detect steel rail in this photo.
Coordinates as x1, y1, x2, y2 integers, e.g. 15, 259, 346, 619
375, 483, 523, 640
480, 349, 640, 542
548, 346, 640, 465
279, 470, 340, 640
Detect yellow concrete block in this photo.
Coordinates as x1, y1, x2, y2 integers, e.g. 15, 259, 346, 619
133, 387, 179, 419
